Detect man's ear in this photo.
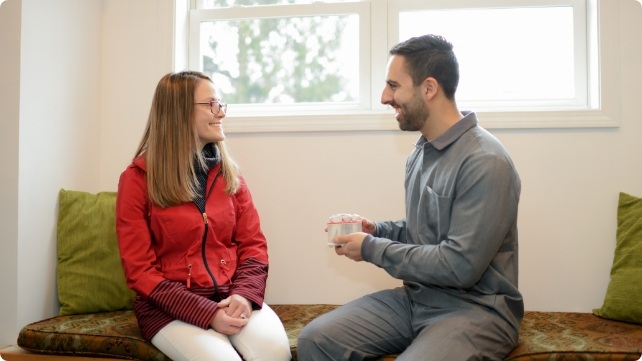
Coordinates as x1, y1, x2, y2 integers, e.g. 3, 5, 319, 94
423, 77, 439, 100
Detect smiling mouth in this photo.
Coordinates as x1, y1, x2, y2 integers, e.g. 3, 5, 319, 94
393, 107, 403, 120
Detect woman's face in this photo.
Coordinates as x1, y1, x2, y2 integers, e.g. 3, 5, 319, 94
194, 79, 226, 148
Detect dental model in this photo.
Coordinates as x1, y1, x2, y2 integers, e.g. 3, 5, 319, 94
326, 213, 362, 247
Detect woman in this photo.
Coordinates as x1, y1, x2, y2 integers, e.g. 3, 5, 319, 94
116, 70, 291, 361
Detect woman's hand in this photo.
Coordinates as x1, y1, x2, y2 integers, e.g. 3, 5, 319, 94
210, 307, 248, 335
218, 294, 252, 319
210, 294, 253, 334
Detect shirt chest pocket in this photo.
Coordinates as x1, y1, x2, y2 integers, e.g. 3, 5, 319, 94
417, 186, 453, 244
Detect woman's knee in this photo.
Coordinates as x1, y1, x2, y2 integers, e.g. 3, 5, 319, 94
151, 321, 242, 361
250, 339, 291, 361
233, 305, 292, 361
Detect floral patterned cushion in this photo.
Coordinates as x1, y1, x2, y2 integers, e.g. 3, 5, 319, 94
15, 306, 642, 361
506, 311, 642, 360
17, 310, 168, 361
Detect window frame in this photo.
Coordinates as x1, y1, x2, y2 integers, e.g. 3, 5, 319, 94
178, 0, 620, 133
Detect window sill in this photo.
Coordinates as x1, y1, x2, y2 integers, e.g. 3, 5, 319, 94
222, 109, 620, 133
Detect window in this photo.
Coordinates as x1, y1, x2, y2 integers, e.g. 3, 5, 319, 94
181, 0, 620, 132
189, 1, 368, 113
394, 2, 583, 110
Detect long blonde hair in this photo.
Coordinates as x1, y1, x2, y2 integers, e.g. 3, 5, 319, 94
134, 71, 240, 207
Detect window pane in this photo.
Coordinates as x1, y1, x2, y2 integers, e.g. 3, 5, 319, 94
199, 0, 353, 9
200, 15, 359, 104
399, 7, 575, 104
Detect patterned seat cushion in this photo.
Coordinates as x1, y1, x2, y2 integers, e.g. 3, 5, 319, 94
506, 312, 642, 360
16, 307, 642, 361
15, 305, 343, 361
17, 310, 169, 361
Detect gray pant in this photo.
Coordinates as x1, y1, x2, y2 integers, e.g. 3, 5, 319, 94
297, 288, 517, 361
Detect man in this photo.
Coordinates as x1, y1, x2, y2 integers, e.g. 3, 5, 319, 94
298, 34, 523, 360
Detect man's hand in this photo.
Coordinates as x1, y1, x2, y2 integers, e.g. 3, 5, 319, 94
333, 232, 367, 261
361, 217, 376, 235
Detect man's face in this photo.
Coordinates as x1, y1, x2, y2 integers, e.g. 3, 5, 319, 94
380, 55, 428, 132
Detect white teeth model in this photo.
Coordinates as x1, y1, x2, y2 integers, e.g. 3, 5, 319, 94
326, 214, 363, 245
329, 213, 361, 223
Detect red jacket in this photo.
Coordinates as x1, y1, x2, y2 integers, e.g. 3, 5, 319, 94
116, 155, 269, 340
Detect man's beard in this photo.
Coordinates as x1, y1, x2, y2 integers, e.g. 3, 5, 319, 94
397, 90, 428, 132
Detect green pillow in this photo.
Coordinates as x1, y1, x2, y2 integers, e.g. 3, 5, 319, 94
57, 189, 135, 315
593, 192, 642, 324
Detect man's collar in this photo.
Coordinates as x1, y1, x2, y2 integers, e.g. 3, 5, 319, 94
415, 111, 477, 150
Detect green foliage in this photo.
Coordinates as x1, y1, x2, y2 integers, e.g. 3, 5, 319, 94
202, 0, 354, 104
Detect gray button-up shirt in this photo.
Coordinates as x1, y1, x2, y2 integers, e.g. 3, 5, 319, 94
362, 112, 523, 333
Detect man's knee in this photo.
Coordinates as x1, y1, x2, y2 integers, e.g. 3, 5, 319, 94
298, 318, 322, 348
297, 317, 340, 360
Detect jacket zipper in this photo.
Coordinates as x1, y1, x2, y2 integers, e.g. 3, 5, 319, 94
194, 168, 222, 295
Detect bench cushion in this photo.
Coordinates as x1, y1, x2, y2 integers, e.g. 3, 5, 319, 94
17, 310, 169, 361
15, 306, 642, 361
506, 311, 642, 360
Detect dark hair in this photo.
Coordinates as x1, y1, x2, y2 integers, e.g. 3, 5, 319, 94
389, 34, 459, 99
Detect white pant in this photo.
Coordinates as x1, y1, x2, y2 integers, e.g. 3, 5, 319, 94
151, 303, 291, 361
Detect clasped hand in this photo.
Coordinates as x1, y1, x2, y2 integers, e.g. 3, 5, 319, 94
210, 294, 252, 335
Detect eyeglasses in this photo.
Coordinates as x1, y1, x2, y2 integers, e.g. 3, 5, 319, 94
195, 100, 227, 116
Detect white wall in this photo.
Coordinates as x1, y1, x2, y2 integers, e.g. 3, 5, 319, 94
1, 0, 104, 347
0, 0, 21, 347
1, 0, 641, 348
99, 0, 175, 188
18, 0, 105, 320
